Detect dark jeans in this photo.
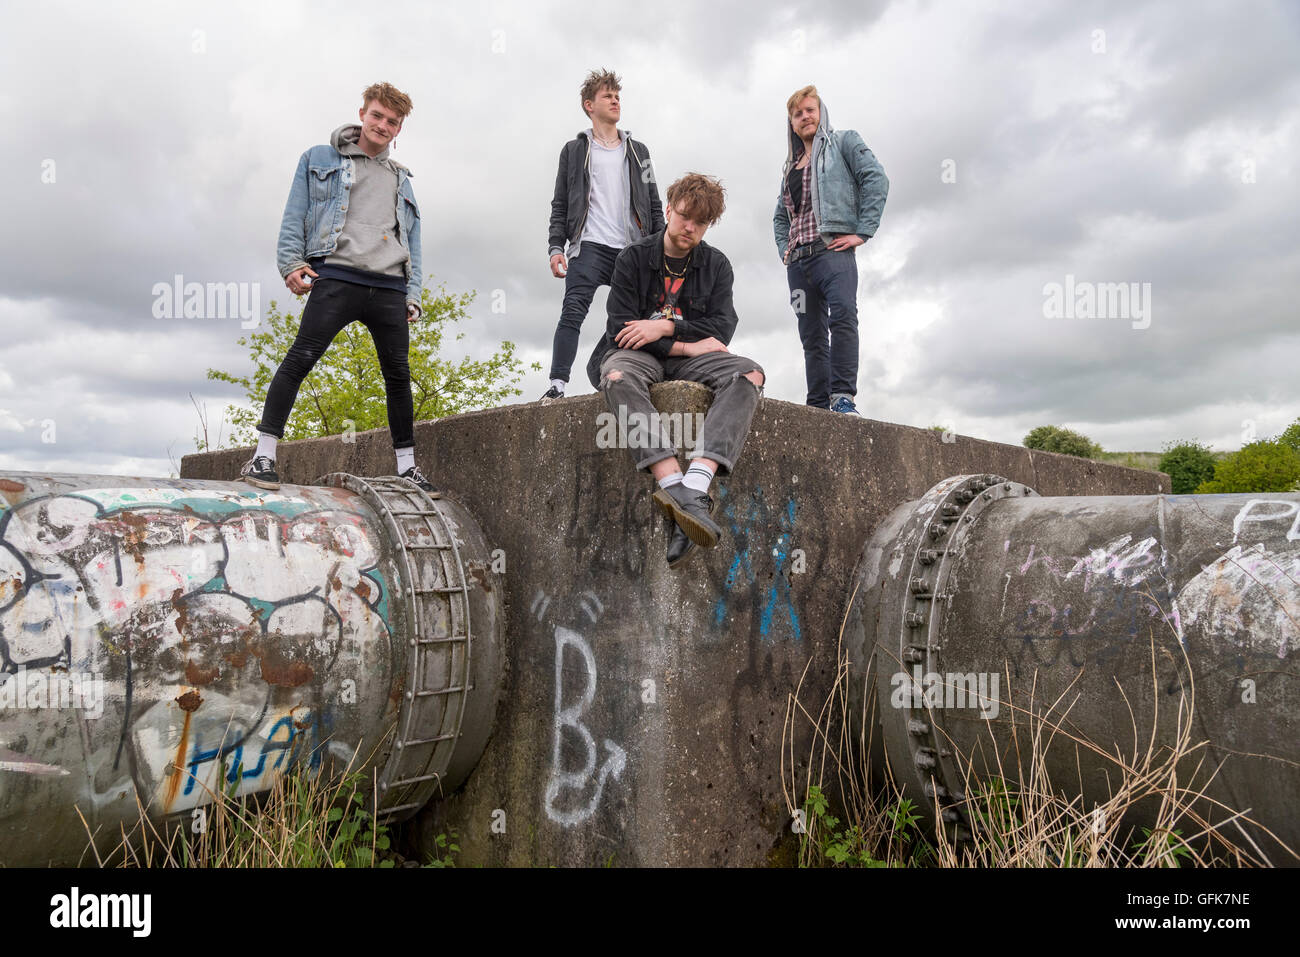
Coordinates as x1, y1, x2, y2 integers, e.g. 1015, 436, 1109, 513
599, 348, 764, 474
257, 278, 415, 448
549, 241, 622, 382
786, 248, 859, 408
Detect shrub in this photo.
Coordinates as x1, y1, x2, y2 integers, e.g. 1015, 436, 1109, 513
1023, 425, 1102, 459
1158, 440, 1218, 494
1196, 439, 1300, 494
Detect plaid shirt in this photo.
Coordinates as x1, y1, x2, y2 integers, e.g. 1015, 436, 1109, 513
782, 162, 818, 249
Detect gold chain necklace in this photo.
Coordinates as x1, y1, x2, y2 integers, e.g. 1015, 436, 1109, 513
663, 251, 691, 279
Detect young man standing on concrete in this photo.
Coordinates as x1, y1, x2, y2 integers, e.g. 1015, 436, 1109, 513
543, 68, 664, 401
240, 81, 436, 493
773, 85, 889, 414
592, 174, 765, 569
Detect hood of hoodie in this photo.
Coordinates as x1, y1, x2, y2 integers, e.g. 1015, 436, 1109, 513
331, 123, 403, 170
784, 96, 832, 174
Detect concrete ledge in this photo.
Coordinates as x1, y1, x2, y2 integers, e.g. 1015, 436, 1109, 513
182, 394, 1166, 865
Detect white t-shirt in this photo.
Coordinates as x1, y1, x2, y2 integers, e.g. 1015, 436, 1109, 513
580, 137, 630, 250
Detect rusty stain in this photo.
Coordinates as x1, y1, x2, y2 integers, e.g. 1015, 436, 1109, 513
468, 564, 492, 593
0, 479, 25, 493
390, 671, 405, 706
184, 660, 220, 686
289, 704, 311, 731
163, 710, 192, 811
258, 646, 315, 688
177, 690, 203, 712
170, 588, 189, 638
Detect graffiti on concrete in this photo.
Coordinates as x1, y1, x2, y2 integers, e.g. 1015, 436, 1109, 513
0, 484, 393, 815
711, 486, 802, 641
1232, 499, 1300, 543
536, 586, 627, 827
565, 451, 653, 578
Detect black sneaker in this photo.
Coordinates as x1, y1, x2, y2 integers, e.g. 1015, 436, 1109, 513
652, 483, 721, 548
540, 385, 563, 403
666, 522, 698, 568
239, 456, 280, 490
399, 466, 441, 498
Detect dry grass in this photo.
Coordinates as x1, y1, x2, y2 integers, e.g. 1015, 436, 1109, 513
76, 740, 423, 868
781, 589, 1297, 868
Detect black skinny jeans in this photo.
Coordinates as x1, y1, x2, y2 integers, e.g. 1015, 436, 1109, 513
257, 278, 415, 448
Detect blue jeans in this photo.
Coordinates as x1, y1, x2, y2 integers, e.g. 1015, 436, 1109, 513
786, 249, 859, 408
548, 241, 622, 382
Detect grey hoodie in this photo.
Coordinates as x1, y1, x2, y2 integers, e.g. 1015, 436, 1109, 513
326, 124, 408, 277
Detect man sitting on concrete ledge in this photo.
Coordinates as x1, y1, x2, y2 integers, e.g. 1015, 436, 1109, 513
586, 173, 765, 568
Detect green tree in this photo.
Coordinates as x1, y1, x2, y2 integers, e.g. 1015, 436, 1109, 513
1023, 425, 1102, 459
1278, 416, 1300, 453
1158, 440, 1217, 494
205, 283, 539, 446
1195, 439, 1300, 494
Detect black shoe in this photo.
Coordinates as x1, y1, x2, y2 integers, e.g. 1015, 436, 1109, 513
652, 483, 721, 548
666, 523, 698, 568
239, 456, 280, 490
399, 466, 441, 498
540, 385, 563, 403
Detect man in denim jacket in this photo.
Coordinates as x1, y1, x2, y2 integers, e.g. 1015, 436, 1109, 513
240, 81, 436, 493
773, 85, 888, 414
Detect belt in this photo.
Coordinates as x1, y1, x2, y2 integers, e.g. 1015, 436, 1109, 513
787, 241, 827, 264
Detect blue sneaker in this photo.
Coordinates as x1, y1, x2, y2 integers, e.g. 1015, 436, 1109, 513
829, 395, 860, 415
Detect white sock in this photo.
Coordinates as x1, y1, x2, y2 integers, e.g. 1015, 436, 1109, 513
550, 379, 566, 394
395, 447, 416, 473
682, 462, 716, 493
255, 432, 277, 461
657, 472, 684, 489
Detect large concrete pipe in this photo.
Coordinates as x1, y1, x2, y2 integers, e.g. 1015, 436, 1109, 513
847, 474, 1299, 862
0, 471, 502, 866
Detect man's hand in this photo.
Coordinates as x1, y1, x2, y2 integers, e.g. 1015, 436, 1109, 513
615, 317, 674, 350
681, 337, 728, 357
407, 303, 420, 323
550, 253, 568, 278
826, 234, 865, 251
286, 266, 319, 296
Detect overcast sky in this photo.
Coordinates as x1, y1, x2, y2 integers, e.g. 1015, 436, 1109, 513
2, 0, 1297, 477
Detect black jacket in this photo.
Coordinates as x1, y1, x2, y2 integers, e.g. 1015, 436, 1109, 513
585, 230, 739, 386
548, 132, 665, 257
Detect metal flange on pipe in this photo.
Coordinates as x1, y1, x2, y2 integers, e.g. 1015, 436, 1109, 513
0, 471, 502, 866
847, 474, 1300, 863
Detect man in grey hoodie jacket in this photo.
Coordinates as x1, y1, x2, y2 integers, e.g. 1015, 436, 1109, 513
241, 82, 436, 494
773, 85, 888, 413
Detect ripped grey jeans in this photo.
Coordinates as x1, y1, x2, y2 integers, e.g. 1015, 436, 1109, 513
599, 348, 764, 474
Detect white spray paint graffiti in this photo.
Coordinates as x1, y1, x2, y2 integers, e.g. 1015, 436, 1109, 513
1173, 543, 1300, 657
1233, 499, 1300, 543
1065, 534, 1162, 589
0, 486, 394, 817
543, 625, 626, 827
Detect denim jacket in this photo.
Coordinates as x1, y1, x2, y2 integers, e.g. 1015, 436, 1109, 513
276, 142, 423, 306
772, 98, 888, 261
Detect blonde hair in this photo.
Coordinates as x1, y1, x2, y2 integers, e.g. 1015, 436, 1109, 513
786, 84, 819, 116
361, 82, 413, 118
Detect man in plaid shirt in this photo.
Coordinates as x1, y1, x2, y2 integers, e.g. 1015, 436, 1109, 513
773, 85, 889, 413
